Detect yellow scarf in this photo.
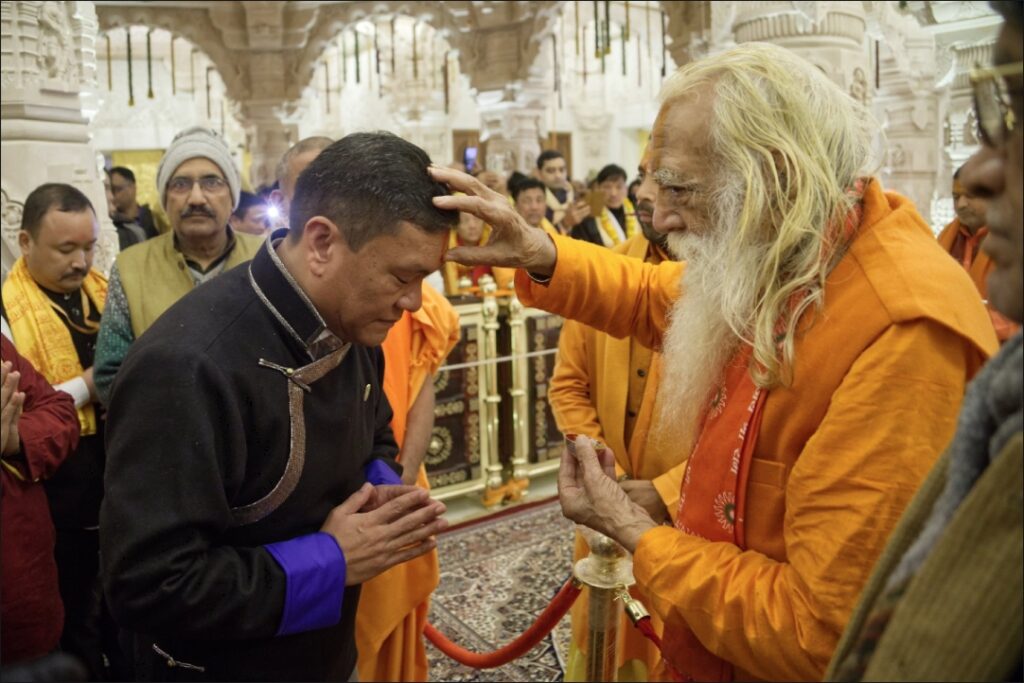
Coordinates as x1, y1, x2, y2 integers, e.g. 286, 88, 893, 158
597, 198, 639, 246
3, 257, 108, 435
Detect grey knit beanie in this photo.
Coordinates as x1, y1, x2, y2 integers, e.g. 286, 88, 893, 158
156, 126, 241, 211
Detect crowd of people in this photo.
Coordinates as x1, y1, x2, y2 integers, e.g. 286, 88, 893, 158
0, 2, 1020, 681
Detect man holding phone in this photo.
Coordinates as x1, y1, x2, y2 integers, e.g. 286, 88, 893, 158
537, 150, 590, 235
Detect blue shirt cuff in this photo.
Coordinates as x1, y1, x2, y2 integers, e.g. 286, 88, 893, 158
364, 458, 402, 486
264, 532, 345, 636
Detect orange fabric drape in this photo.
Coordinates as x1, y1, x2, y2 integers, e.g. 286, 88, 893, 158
356, 284, 459, 682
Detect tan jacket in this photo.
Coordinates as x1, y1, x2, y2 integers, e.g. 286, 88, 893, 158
117, 230, 262, 337
827, 432, 1023, 681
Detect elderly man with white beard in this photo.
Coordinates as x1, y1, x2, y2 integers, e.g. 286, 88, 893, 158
429, 43, 998, 682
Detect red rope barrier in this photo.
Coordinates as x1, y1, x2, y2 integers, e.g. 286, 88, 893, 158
424, 578, 582, 669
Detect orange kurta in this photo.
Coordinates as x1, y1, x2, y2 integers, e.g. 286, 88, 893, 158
356, 284, 460, 682
517, 179, 997, 681
937, 218, 1019, 341
549, 235, 685, 681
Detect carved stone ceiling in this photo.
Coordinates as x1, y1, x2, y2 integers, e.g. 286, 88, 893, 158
94, 1, 560, 113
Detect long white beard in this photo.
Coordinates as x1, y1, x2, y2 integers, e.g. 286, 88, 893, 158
654, 198, 762, 458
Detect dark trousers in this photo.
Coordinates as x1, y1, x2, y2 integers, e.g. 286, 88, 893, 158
53, 529, 130, 681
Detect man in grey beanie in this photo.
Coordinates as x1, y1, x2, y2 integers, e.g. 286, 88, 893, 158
93, 126, 263, 403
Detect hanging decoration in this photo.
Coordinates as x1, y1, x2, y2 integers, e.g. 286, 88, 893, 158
206, 65, 213, 119
354, 30, 361, 84
661, 10, 667, 78
391, 16, 397, 75
340, 33, 347, 85
593, 1, 600, 58
105, 34, 112, 91
190, 48, 196, 98
126, 27, 134, 106
574, 1, 580, 56
170, 37, 176, 95
621, 15, 627, 76
443, 50, 451, 114
323, 61, 330, 114
412, 21, 419, 80
553, 34, 562, 110
374, 20, 382, 96
646, 2, 652, 88
146, 29, 154, 99
604, 0, 611, 56
219, 99, 225, 136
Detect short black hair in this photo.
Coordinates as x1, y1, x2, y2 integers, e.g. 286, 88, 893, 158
511, 177, 547, 201
232, 190, 264, 220
21, 183, 95, 239
289, 131, 457, 250
536, 149, 564, 170
108, 166, 136, 184
596, 164, 627, 185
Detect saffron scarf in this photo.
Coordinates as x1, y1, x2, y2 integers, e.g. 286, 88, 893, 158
3, 257, 107, 435
597, 198, 639, 246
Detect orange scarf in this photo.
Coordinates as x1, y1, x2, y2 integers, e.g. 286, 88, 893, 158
3, 257, 107, 435
668, 345, 767, 681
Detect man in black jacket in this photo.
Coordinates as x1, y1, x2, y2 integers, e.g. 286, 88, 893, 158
101, 132, 455, 681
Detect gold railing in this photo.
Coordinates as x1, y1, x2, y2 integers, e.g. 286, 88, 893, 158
426, 280, 564, 506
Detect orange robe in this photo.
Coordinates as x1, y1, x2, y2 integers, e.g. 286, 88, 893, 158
355, 284, 460, 682
937, 218, 1019, 341
516, 179, 998, 681
549, 235, 684, 681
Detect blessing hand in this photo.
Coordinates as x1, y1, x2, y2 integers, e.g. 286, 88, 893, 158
428, 165, 558, 278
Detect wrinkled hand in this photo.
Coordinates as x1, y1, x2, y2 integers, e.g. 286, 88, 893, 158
620, 480, 669, 524
321, 483, 448, 585
561, 199, 591, 230
1, 362, 25, 457
558, 438, 657, 553
428, 165, 558, 277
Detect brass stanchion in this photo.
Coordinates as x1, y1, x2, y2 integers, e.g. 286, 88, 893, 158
573, 527, 635, 682
479, 276, 506, 507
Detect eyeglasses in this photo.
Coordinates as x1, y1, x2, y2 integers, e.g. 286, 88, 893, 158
167, 175, 228, 196
969, 61, 1023, 147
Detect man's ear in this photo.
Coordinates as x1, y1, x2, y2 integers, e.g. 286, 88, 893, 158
302, 217, 341, 278
17, 230, 31, 256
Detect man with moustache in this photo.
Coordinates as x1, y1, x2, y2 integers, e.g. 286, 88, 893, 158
93, 127, 262, 403
101, 132, 453, 681
430, 42, 997, 681
829, 1, 1023, 679
549, 152, 682, 681
1, 183, 110, 677
937, 160, 1019, 340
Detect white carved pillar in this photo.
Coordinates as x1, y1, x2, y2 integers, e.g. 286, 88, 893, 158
863, 3, 941, 229
732, 1, 870, 98
477, 85, 548, 176
1, 0, 118, 279
244, 102, 296, 189
933, 41, 994, 229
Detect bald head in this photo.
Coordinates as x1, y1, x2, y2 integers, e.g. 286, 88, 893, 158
276, 137, 333, 204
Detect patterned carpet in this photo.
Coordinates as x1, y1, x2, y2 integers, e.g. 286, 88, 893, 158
427, 500, 577, 682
